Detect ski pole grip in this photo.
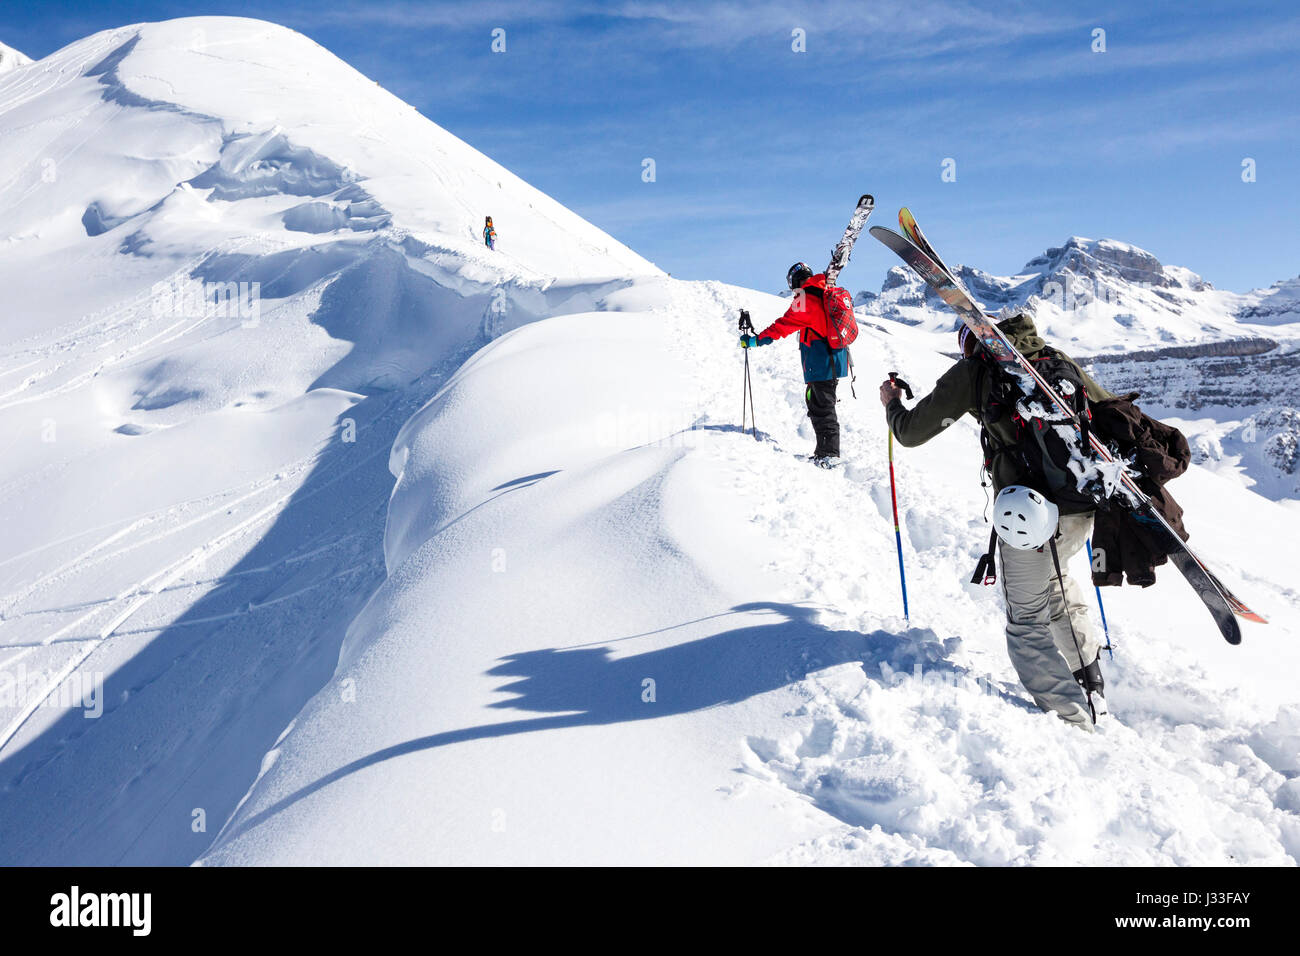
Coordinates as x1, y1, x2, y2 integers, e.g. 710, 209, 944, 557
888, 372, 914, 400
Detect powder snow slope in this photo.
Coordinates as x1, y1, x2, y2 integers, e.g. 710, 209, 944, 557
0, 16, 655, 866
202, 276, 1300, 866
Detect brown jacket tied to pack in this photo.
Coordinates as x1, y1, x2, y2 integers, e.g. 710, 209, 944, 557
1089, 392, 1192, 588
886, 313, 1114, 509
886, 313, 1193, 589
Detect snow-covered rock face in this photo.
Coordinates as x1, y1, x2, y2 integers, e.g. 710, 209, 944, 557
1024, 236, 1209, 293
864, 234, 1295, 353
862, 231, 1300, 499
1237, 276, 1300, 326
1085, 345, 1300, 500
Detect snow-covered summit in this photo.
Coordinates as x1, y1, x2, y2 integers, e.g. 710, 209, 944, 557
866, 233, 1295, 355
0, 17, 655, 284
0, 41, 31, 74
860, 232, 1300, 501
1237, 275, 1300, 326
1024, 236, 1211, 293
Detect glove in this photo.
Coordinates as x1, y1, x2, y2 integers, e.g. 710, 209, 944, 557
740, 335, 758, 348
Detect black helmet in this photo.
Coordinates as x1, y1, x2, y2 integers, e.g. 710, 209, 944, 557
786, 261, 813, 290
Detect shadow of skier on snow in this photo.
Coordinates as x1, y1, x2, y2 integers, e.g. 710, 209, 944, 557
212, 602, 1026, 850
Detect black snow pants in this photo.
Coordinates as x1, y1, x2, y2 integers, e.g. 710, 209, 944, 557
805, 379, 840, 458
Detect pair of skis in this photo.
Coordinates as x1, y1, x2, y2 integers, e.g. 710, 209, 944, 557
869, 208, 1265, 645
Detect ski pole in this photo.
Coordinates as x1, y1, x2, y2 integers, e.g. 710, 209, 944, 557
741, 342, 752, 437
745, 355, 755, 438
739, 310, 757, 438
1086, 537, 1114, 659
888, 431, 909, 623
887, 373, 914, 623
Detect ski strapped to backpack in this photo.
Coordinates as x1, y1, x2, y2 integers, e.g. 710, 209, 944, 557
826, 194, 874, 286
973, 349, 1099, 514
808, 282, 860, 397
815, 193, 873, 396
969, 346, 1099, 587
873, 209, 1266, 644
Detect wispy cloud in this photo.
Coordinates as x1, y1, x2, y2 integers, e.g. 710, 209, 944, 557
279, 0, 1088, 54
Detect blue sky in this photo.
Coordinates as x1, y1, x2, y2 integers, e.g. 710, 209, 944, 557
4, 0, 1299, 294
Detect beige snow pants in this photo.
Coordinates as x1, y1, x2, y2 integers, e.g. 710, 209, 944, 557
999, 513, 1103, 729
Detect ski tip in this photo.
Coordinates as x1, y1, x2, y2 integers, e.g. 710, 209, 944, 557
868, 224, 918, 250
859, 194, 874, 207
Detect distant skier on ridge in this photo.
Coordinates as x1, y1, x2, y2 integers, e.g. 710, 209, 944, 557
740, 262, 851, 466
879, 316, 1113, 729
484, 215, 496, 250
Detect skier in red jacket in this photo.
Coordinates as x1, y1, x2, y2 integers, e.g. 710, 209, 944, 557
740, 262, 850, 465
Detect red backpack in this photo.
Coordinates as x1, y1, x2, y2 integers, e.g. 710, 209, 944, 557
821, 284, 859, 350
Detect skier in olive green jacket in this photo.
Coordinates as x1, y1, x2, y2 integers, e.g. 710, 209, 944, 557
878, 312, 1115, 729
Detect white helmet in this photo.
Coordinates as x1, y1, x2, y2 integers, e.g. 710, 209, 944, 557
993, 485, 1059, 550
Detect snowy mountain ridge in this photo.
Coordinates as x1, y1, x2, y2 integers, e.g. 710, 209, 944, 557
0, 42, 31, 74
1237, 275, 1300, 326
859, 234, 1300, 501
0, 16, 658, 866
1, 18, 1297, 867
864, 233, 1299, 355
